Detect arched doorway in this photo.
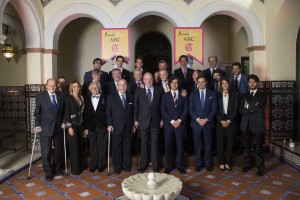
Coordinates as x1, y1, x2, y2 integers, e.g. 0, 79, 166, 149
135, 32, 171, 74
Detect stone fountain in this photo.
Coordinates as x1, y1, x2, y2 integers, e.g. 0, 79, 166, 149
121, 163, 183, 200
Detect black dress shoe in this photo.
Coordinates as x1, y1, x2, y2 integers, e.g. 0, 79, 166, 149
138, 166, 147, 173
45, 175, 53, 181
114, 169, 121, 175
195, 166, 201, 172
98, 167, 105, 173
164, 168, 172, 174
242, 166, 250, 173
89, 167, 97, 172
256, 169, 264, 176
124, 168, 132, 173
177, 168, 186, 174
206, 166, 213, 172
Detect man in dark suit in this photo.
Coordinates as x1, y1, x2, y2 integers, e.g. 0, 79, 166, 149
229, 62, 249, 98
157, 69, 170, 93
109, 55, 131, 83
106, 68, 121, 95
240, 74, 266, 176
129, 56, 146, 84
82, 68, 105, 98
174, 55, 194, 94
203, 56, 226, 86
83, 81, 107, 173
34, 78, 65, 181
128, 68, 144, 96
107, 79, 135, 174
161, 75, 188, 174
189, 75, 217, 172
134, 72, 163, 172
83, 58, 109, 84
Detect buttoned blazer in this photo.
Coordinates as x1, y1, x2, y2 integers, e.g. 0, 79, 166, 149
34, 91, 65, 136
106, 92, 134, 134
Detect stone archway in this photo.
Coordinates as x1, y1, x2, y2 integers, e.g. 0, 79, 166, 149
135, 31, 172, 74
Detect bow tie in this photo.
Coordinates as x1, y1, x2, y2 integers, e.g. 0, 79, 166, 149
92, 95, 100, 99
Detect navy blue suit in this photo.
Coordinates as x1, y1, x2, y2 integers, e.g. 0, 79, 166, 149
161, 91, 188, 169
229, 74, 249, 98
189, 88, 217, 168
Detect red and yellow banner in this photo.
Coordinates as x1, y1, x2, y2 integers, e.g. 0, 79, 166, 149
100, 28, 130, 64
174, 27, 204, 65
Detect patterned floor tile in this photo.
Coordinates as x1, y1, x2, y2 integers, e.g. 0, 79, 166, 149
195, 171, 227, 184
0, 185, 17, 198
289, 183, 300, 195
236, 194, 262, 199
182, 178, 213, 194
13, 178, 48, 192
246, 184, 285, 199
110, 189, 125, 198
283, 192, 300, 200
220, 177, 253, 192
259, 176, 294, 191
95, 178, 122, 193
22, 186, 59, 199
201, 185, 240, 199
53, 178, 88, 193
66, 186, 103, 199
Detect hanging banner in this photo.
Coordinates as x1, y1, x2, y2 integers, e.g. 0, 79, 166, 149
100, 28, 130, 64
174, 27, 204, 65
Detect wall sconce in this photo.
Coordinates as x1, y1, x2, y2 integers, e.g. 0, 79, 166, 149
1, 25, 16, 62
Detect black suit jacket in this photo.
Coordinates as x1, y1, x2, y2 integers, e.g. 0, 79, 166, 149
65, 95, 83, 125
134, 86, 163, 129
128, 81, 142, 96
216, 90, 238, 123
106, 92, 134, 134
34, 91, 65, 136
129, 70, 146, 84
83, 70, 109, 84
109, 68, 131, 83
83, 94, 107, 131
174, 67, 194, 94
203, 68, 226, 85
105, 81, 118, 95
239, 90, 266, 133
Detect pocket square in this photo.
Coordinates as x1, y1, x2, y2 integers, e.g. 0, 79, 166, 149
129, 103, 133, 104
210, 97, 212, 99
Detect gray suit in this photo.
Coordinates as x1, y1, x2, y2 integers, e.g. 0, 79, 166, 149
34, 91, 65, 176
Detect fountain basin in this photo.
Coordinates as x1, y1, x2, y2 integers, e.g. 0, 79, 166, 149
122, 173, 182, 200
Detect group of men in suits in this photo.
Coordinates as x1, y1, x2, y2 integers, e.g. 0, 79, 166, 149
34, 54, 267, 181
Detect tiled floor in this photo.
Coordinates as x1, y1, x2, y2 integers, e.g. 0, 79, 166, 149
1, 153, 300, 199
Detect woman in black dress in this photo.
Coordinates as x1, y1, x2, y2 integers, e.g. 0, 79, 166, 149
65, 80, 84, 175
216, 77, 238, 171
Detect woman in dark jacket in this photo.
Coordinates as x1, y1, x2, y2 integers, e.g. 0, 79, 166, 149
65, 80, 84, 175
216, 77, 238, 171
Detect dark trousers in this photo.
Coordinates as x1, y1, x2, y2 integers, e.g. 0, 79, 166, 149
164, 125, 185, 169
216, 122, 236, 165
243, 130, 265, 170
40, 127, 63, 176
112, 127, 132, 170
139, 122, 160, 170
192, 125, 212, 167
68, 124, 83, 174
88, 127, 107, 169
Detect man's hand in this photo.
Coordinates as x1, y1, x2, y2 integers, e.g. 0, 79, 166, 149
61, 123, 66, 129
160, 120, 164, 128
107, 125, 113, 133
84, 129, 89, 136
132, 126, 136, 133
172, 120, 181, 128
221, 120, 228, 128
34, 127, 42, 133
134, 121, 139, 129
181, 89, 188, 97
68, 127, 74, 136
244, 100, 249, 109
198, 118, 208, 126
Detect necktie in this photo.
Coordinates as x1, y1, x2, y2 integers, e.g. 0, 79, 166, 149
251, 91, 254, 97
147, 88, 152, 104
173, 92, 177, 108
137, 82, 140, 87
164, 82, 169, 92
215, 83, 219, 92
121, 94, 126, 108
51, 94, 57, 112
200, 90, 205, 108
183, 68, 187, 79
235, 76, 239, 91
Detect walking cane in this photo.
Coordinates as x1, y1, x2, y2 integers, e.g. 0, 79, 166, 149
136, 130, 139, 170
63, 127, 68, 175
27, 130, 38, 180
107, 130, 111, 176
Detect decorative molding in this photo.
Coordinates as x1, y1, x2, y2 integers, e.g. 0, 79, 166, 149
24, 48, 59, 54
183, 0, 193, 4
247, 45, 266, 52
109, 0, 122, 6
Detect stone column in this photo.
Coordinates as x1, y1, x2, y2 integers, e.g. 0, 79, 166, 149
247, 46, 267, 80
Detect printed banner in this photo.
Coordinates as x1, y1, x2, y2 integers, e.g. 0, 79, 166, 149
100, 28, 130, 64
174, 27, 204, 65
